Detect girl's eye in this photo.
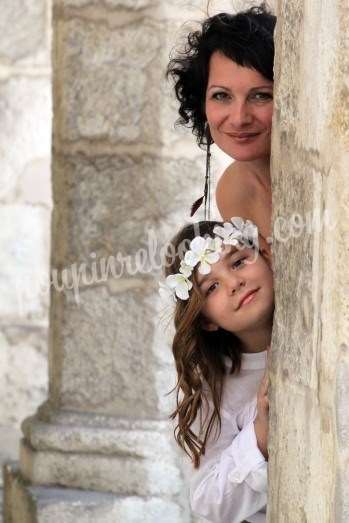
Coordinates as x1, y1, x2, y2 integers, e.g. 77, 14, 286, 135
250, 92, 273, 102
206, 282, 218, 296
232, 257, 247, 269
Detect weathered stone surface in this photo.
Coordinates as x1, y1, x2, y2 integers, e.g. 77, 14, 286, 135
0, 0, 49, 65
4, 462, 186, 523
0, 329, 48, 428
47, 284, 174, 416
0, 77, 52, 205
268, 0, 349, 521
0, 327, 48, 490
54, 18, 165, 144
51, 153, 203, 266
61, 0, 154, 7
0, 206, 50, 320
20, 420, 183, 497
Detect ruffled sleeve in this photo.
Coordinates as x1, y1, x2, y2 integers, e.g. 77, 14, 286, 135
189, 397, 267, 523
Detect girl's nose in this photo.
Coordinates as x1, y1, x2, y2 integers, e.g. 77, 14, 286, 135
230, 279, 246, 295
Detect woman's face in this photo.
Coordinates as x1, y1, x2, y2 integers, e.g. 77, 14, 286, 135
196, 245, 274, 337
205, 51, 274, 161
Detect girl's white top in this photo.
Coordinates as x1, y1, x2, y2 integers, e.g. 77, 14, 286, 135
183, 349, 267, 523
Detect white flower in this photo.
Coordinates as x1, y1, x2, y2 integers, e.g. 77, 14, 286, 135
179, 259, 193, 278
184, 236, 222, 275
213, 221, 242, 246
163, 273, 193, 301
159, 281, 177, 304
207, 236, 223, 252
214, 217, 259, 250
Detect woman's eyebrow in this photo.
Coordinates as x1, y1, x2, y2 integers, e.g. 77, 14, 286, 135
207, 84, 230, 90
249, 85, 273, 90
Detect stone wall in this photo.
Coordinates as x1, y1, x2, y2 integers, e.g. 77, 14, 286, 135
268, 0, 349, 521
0, 0, 52, 500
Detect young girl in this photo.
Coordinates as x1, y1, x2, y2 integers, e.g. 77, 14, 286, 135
160, 217, 273, 523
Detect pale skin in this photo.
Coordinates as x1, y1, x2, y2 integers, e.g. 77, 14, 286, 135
205, 52, 273, 265
196, 245, 272, 459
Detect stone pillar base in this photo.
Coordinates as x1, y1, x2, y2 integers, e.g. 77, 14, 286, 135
3, 463, 184, 523
20, 412, 184, 499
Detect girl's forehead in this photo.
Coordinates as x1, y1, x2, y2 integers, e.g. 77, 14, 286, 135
194, 244, 251, 285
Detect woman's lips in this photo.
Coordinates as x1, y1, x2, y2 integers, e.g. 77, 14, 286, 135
229, 133, 260, 143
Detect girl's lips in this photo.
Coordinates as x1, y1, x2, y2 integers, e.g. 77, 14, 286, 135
239, 289, 258, 308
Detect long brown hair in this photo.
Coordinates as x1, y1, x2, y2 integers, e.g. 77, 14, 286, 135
164, 221, 245, 468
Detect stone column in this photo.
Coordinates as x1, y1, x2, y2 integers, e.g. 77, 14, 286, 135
3, 1, 221, 521
269, 1, 349, 521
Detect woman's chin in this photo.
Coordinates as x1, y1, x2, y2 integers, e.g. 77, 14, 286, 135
225, 149, 270, 162
218, 139, 271, 162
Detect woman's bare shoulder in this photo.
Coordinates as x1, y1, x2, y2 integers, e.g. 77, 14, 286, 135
215, 162, 255, 221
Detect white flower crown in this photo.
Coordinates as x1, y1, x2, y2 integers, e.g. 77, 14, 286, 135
159, 217, 259, 302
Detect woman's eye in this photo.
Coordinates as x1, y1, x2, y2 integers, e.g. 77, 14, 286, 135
212, 91, 230, 102
250, 92, 273, 102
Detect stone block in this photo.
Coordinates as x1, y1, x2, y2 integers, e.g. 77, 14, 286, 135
54, 18, 178, 144
20, 432, 182, 498
4, 462, 186, 522
47, 283, 176, 417
0, 206, 51, 320
0, 328, 48, 428
51, 153, 203, 266
61, 0, 153, 7
0, 0, 49, 65
0, 77, 52, 205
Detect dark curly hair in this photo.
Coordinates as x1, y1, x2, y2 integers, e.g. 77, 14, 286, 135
166, 4, 276, 148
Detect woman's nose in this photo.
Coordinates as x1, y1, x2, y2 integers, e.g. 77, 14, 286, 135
228, 101, 253, 128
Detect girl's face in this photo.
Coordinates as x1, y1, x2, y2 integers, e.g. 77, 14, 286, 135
205, 51, 274, 161
196, 245, 274, 337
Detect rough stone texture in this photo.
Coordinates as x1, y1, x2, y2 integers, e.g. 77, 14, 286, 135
46, 285, 175, 416
0, 329, 47, 426
19, 417, 183, 496
268, 0, 349, 521
62, 0, 155, 8
0, 77, 52, 204
0, 206, 50, 320
51, 153, 203, 265
4, 462, 186, 523
0, 0, 49, 65
53, 17, 185, 147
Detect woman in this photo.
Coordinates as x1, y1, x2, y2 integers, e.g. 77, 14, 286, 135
167, 4, 276, 263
